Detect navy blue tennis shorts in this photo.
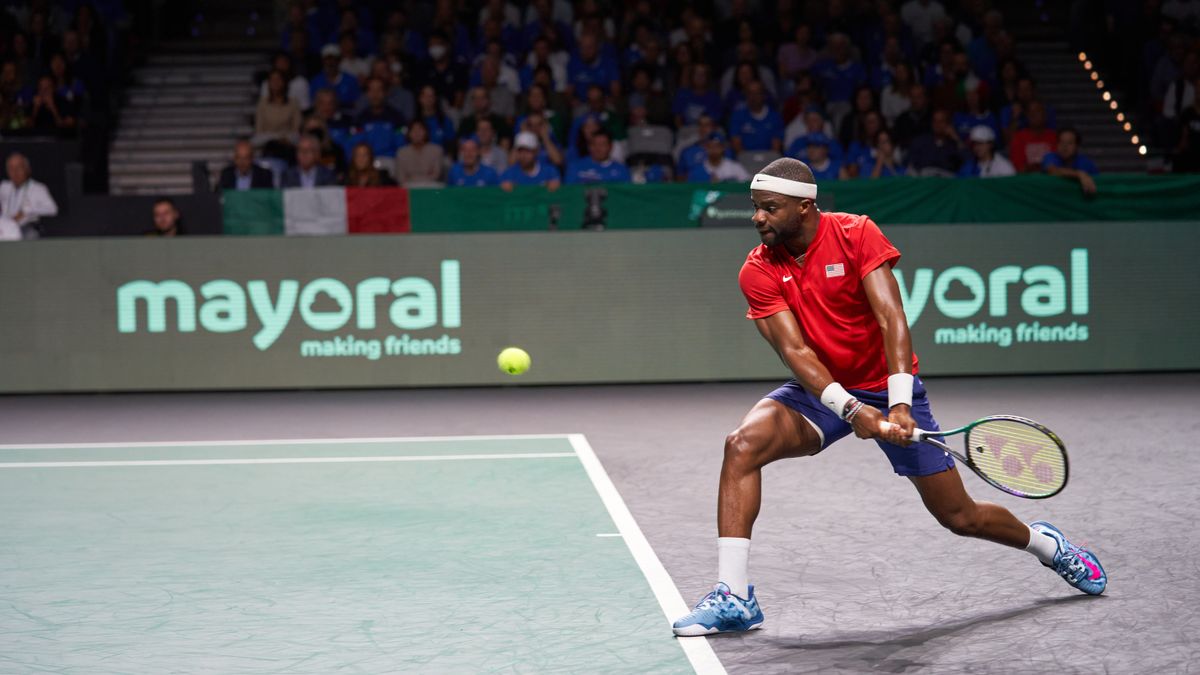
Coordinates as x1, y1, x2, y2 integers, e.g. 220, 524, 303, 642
765, 375, 955, 477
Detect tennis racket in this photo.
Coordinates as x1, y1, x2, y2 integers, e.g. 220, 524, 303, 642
909, 415, 1068, 499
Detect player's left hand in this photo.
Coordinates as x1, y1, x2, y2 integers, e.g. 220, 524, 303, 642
885, 405, 915, 446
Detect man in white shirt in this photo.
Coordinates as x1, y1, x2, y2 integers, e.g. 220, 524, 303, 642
959, 125, 1015, 178
0, 152, 58, 240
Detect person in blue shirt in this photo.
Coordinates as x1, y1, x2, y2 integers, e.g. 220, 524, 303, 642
565, 129, 632, 184
786, 110, 845, 164
728, 81, 784, 154
952, 89, 1001, 147
687, 132, 752, 183
673, 63, 723, 128
800, 133, 842, 181
678, 115, 732, 175
1042, 128, 1099, 195
415, 85, 456, 151
811, 33, 867, 108
309, 44, 361, 108
566, 33, 619, 102
355, 77, 407, 158
500, 131, 562, 190
447, 137, 501, 187
859, 129, 906, 179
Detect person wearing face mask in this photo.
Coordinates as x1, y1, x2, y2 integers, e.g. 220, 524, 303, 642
416, 32, 469, 111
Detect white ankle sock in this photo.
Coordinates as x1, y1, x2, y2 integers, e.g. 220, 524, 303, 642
1025, 524, 1059, 565
717, 537, 751, 598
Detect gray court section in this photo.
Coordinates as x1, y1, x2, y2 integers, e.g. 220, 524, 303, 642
2, 373, 1197, 674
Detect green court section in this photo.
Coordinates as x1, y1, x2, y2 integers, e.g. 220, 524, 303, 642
0, 437, 696, 674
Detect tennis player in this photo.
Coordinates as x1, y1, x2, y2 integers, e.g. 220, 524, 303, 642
672, 158, 1106, 636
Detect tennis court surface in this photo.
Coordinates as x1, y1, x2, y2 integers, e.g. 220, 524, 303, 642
0, 434, 719, 674
3, 374, 1198, 674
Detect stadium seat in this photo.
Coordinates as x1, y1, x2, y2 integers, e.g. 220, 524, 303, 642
673, 125, 700, 164
738, 150, 782, 175
627, 125, 674, 157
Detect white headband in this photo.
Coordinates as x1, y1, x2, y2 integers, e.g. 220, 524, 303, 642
750, 173, 818, 199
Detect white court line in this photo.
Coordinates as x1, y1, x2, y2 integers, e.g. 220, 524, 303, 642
569, 434, 725, 675
0, 452, 576, 469
0, 433, 576, 451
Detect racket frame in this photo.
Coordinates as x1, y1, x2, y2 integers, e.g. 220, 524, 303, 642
911, 415, 1069, 499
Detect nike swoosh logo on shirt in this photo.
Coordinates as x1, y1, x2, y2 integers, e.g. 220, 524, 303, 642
782, 276, 793, 282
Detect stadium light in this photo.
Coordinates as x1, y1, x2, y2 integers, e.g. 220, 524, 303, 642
1079, 51, 1142, 160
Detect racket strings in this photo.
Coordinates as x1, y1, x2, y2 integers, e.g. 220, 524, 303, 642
965, 420, 1066, 498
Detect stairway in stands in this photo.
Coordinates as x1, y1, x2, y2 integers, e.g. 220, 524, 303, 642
1007, 7, 1145, 173
109, 2, 275, 195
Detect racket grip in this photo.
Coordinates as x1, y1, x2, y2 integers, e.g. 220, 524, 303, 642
909, 428, 927, 442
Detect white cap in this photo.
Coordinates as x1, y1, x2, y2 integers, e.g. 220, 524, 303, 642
321, 43, 341, 58
969, 125, 996, 143
514, 131, 539, 150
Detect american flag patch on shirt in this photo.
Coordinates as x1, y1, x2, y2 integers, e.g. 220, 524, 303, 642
825, 263, 845, 278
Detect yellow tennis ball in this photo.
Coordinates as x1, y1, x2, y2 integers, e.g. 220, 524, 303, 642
497, 347, 531, 375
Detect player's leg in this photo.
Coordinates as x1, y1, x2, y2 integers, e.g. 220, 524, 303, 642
718, 397, 823, 539
673, 384, 846, 636
896, 378, 1106, 594
909, 466, 1107, 594
909, 466, 1033, 547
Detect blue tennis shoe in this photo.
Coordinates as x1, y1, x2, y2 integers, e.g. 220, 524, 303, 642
672, 582, 764, 636
1031, 521, 1107, 595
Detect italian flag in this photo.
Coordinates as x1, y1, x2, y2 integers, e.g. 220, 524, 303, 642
222, 187, 411, 236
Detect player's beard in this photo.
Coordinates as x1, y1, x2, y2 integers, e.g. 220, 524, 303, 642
757, 226, 780, 246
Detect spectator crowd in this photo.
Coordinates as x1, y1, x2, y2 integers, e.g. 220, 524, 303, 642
225, 0, 1105, 191
0, 1, 116, 139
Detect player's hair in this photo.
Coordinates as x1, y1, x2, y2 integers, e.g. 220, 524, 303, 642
759, 157, 815, 186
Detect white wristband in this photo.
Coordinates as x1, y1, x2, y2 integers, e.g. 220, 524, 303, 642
820, 382, 854, 418
888, 373, 914, 409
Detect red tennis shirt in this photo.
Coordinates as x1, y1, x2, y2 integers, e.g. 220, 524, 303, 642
738, 211, 918, 391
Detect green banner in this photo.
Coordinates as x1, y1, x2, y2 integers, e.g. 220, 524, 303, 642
0, 223, 1197, 392
266, 175, 1200, 234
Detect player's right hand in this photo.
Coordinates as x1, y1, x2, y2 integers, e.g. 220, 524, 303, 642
850, 405, 889, 440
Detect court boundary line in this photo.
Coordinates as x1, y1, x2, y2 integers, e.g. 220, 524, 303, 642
569, 433, 725, 675
2, 432, 726, 673
0, 453, 576, 469
0, 433, 576, 450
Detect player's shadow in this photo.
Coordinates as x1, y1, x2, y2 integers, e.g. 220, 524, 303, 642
738, 595, 1097, 673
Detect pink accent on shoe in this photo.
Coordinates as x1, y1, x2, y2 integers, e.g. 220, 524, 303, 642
1077, 553, 1103, 580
